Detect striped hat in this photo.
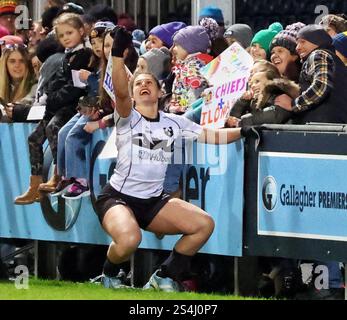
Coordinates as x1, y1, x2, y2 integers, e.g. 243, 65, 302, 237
270, 22, 306, 55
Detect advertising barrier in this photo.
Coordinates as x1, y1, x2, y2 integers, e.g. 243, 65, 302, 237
244, 127, 347, 262
0, 123, 244, 257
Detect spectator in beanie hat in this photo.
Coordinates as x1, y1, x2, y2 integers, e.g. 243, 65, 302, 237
169, 23, 217, 114
147, 21, 186, 50
0, 0, 18, 35
135, 47, 171, 81
199, 5, 225, 37
173, 25, 211, 57
275, 24, 347, 299
199, 17, 228, 58
89, 21, 115, 59
250, 22, 283, 60
270, 22, 305, 81
320, 14, 347, 37
224, 24, 253, 49
276, 24, 347, 125
333, 31, 347, 66
296, 24, 334, 56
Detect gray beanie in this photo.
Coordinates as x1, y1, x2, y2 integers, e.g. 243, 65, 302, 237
224, 24, 253, 49
297, 24, 333, 50
141, 47, 171, 80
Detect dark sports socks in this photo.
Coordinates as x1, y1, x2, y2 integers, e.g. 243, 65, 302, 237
158, 249, 193, 281
103, 257, 120, 278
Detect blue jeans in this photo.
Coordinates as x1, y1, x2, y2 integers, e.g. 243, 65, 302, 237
57, 113, 92, 179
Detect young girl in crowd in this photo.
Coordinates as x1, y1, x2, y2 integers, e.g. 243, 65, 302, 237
169, 21, 218, 115
48, 21, 115, 198
250, 22, 283, 61
161, 19, 219, 197
6, 36, 65, 123
146, 21, 186, 51
53, 25, 139, 199
226, 61, 299, 127
0, 44, 37, 122
14, 13, 93, 205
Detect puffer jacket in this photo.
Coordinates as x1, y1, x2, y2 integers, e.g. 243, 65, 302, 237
44, 46, 93, 119
230, 78, 300, 126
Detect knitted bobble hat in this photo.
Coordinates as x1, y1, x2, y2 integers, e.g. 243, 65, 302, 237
251, 22, 283, 54
270, 22, 306, 55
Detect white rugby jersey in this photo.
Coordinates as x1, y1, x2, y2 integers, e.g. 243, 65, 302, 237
109, 108, 203, 199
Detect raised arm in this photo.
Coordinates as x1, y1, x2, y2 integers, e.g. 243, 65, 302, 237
111, 27, 134, 118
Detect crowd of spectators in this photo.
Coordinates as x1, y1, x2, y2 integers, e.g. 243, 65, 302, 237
1, 0, 347, 300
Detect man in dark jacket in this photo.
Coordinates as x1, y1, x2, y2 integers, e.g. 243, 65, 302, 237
276, 25, 346, 300
290, 25, 347, 124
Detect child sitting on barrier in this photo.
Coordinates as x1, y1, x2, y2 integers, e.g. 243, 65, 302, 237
48, 22, 116, 198
51, 24, 139, 199
226, 60, 299, 128
169, 19, 218, 115
250, 22, 283, 61
14, 13, 93, 205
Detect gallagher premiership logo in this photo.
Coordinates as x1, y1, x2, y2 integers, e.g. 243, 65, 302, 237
262, 176, 278, 212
